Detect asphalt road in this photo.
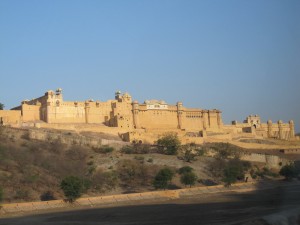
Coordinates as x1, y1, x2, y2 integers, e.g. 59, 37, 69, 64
0, 184, 299, 225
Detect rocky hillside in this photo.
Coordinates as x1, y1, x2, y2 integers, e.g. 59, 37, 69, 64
0, 127, 285, 203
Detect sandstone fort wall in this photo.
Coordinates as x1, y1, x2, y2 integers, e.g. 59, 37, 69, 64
0, 88, 296, 143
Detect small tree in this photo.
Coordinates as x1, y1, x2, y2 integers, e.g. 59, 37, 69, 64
60, 176, 84, 202
0, 103, 4, 110
223, 159, 249, 186
279, 164, 299, 181
157, 133, 181, 155
223, 166, 240, 186
153, 168, 174, 189
180, 171, 197, 187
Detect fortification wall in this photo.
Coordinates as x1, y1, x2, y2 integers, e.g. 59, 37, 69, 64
47, 104, 86, 123
21, 104, 40, 121
0, 110, 22, 124
26, 94, 48, 106
87, 102, 112, 124
46, 101, 113, 124
182, 111, 204, 130
138, 110, 178, 129
205, 133, 232, 141
208, 111, 219, 129
281, 149, 300, 154
124, 128, 207, 144
27, 128, 125, 148
112, 101, 134, 128
37, 123, 128, 135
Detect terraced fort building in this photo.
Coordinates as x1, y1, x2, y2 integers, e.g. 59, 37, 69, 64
0, 88, 296, 144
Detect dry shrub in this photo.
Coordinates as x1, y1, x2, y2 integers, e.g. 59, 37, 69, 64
91, 170, 118, 192
65, 146, 88, 161
121, 144, 153, 154
116, 159, 159, 188
0, 132, 95, 202
93, 145, 115, 154
14, 188, 32, 201
208, 158, 227, 179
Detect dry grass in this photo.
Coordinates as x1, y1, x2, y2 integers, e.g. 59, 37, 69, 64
0, 127, 183, 202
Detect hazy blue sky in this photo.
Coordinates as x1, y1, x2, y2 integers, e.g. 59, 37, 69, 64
0, 0, 299, 132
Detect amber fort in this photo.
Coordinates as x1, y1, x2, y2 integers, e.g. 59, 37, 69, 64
0, 88, 296, 144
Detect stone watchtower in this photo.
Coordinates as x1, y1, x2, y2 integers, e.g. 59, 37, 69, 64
289, 120, 295, 139
267, 120, 273, 138
278, 120, 284, 140
132, 101, 140, 129
177, 101, 183, 129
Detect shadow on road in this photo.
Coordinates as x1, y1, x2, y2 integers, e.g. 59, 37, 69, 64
0, 180, 299, 225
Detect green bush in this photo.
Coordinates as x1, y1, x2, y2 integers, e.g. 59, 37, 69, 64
120, 145, 135, 154
178, 166, 193, 174
223, 159, 251, 186
94, 145, 114, 154
153, 168, 174, 189
157, 133, 181, 155
250, 169, 258, 179
251, 167, 278, 179
60, 176, 84, 202
279, 164, 299, 180
121, 144, 151, 154
262, 167, 279, 178
209, 142, 241, 159
180, 171, 198, 187
81, 178, 92, 193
